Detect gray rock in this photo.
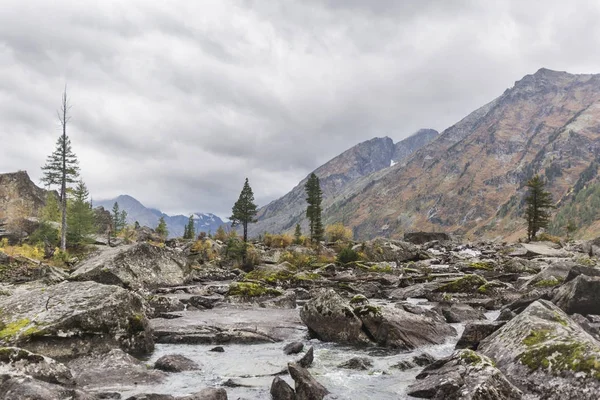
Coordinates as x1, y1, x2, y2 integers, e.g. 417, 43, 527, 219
297, 346, 314, 368
552, 274, 600, 315
479, 300, 600, 399
338, 356, 373, 370
0, 375, 94, 400
209, 347, 224, 352
0, 281, 153, 358
154, 354, 199, 372
0, 346, 74, 386
455, 321, 505, 350
69, 349, 165, 388
70, 243, 189, 290
288, 363, 328, 400
519, 242, 569, 258
147, 295, 185, 318
564, 264, 600, 282
357, 305, 456, 350
299, 289, 370, 345
270, 376, 296, 400
283, 342, 304, 355
413, 353, 436, 366
433, 303, 486, 323
407, 349, 523, 399
260, 290, 297, 309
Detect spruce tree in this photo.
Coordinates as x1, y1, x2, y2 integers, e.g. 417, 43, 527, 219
185, 215, 195, 239
230, 178, 258, 244
294, 223, 302, 245
41, 88, 80, 251
156, 216, 168, 239
67, 180, 96, 246
305, 173, 324, 244
524, 175, 554, 241
119, 210, 128, 231
112, 202, 120, 235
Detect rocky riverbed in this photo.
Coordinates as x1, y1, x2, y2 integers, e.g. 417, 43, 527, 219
1, 233, 600, 399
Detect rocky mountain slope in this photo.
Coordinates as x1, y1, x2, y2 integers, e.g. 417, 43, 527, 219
321, 68, 600, 240
249, 129, 438, 237
0, 171, 48, 221
95, 195, 226, 238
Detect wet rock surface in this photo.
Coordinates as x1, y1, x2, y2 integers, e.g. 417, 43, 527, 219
0, 281, 153, 358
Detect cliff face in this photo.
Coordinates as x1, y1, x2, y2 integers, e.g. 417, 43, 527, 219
392, 129, 439, 165
327, 68, 600, 239
0, 171, 48, 221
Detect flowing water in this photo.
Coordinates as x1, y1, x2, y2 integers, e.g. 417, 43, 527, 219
100, 299, 495, 400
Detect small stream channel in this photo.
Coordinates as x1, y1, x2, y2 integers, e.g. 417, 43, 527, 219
105, 299, 499, 399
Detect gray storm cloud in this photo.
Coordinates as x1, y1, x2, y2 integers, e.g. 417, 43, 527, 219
2, 0, 600, 217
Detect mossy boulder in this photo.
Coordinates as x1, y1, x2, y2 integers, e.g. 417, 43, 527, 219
355, 238, 425, 263
435, 274, 487, 293
0, 281, 153, 358
70, 243, 190, 290
407, 349, 523, 399
479, 300, 600, 399
227, 282, 284, 298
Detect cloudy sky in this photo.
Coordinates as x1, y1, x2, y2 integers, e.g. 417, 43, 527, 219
2, 0, 600, 217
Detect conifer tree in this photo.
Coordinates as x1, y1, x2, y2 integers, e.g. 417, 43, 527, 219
230, 178, 258, 244
184, 215, 195, 239
119, 210, 128, 232
294, 223, 302, 245
305, 173, 324, 244
134, 221, 141, 230
524, 175, 554, 241
156, 216, 168, 239
215, 225, 227, 242
67, 180, 96, 246
112, 202, 121, 235
41, 88, 80, 251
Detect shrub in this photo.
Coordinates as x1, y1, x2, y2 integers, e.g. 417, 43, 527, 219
325, 223, 353, 243
191, 239, 218, 261
263, 233, 293, 248
536, 233, 561, 244
280, 251, 314, 269
337, 246, 359, 265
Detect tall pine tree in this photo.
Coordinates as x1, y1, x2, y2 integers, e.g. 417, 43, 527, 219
67, 180, 96, 246
305, 173, 324, 244
41, 87, 80, 251
230, 178, 258, 244
294, 223, 302, 245
524, 175, 554, 241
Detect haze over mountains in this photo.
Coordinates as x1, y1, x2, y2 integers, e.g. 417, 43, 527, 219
94, 195, 227, 239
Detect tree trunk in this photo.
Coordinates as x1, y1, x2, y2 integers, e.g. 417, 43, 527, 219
59, 90, 68, 252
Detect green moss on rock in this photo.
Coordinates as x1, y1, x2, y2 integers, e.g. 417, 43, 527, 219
437, 274, 487, 293
469, 262, 493, 271
228, 282, 283, 297
534, 277, 563, 288
0, 318, 33, 340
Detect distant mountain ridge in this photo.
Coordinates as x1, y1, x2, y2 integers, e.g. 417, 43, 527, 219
95, 195, 226, 238
248, 129, 438, 237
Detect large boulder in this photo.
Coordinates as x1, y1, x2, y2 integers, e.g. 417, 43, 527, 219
407, 349, 523, 399
299, 289, 370, 345
355, 238, 425, 263
68, 348, 165, 388
0, 281, 153, 358
432, 303, 486, 323
519, 242, 570, 258
479, 300, 600, 399
552, 275, 600, 316
0, 375, 93, 400
0, 347, 74, 386
357, 305, 456, 350
270, 376, 296, 400
70, 243, 189, 290
154, 354, 199, 372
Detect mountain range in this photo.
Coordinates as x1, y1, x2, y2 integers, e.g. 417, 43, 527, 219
252, 68, 600, 241
248, 129, 439, 237
94, 195, 226, 239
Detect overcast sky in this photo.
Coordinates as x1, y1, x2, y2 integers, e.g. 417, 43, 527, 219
2, 0, 600, 217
